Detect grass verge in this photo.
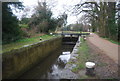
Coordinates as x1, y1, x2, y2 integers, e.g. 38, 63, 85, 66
71, 38, 90, 73
2, 34, 59, 53
107, 39, 120, 45
70, 37, 98, 79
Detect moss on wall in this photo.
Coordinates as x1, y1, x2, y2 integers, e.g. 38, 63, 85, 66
2, 37, 62, 79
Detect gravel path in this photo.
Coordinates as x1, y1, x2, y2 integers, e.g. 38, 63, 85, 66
88, 33, 118, 64
87, 39, 118, 79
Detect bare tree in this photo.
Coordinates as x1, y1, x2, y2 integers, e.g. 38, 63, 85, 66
72, 1, 118, 41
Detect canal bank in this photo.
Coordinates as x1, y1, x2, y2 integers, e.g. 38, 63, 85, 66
2, 37, 62, 79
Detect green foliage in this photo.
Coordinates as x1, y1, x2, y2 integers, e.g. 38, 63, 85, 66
102, 37, 120, 45
19, 24, 29, 28
20, 18, 30, 24
28, 1, 57, 33
72, 64, 85, 73
48, 18, 58, 31
2, 2, 24, 44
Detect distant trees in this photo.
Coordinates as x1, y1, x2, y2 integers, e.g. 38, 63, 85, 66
20, 18, 30, 25
57, 13, 68, 27
55, 12, 68, 31
2, 2, 24, 44
73, 1, 119, 41
28, 1, 58, 33
63, 23, 89, 32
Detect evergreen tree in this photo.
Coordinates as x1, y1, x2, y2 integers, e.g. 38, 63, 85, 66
2, 2, 24, 44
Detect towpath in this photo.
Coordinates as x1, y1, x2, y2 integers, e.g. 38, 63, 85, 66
88, 33, 119, 64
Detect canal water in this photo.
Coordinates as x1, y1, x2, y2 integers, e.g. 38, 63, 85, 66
19, 44, 75, 79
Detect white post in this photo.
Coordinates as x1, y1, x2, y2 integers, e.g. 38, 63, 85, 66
85, 62, 95, 76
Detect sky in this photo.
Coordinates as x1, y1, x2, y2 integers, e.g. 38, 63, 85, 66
15, 0, 84, 25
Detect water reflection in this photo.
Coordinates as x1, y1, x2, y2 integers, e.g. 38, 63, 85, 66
19, 44, 74, 79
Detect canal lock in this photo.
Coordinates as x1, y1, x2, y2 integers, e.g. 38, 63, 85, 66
18, 36, 79, 79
